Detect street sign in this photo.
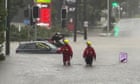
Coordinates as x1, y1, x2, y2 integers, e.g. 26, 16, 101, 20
36, 3, 50, 8
24, 19, 30, 25
119, 52, 128, 63
66, 0, 76, 3
37, 7, 51, 27
69, 7, 76, 12
68, 23, 74, 31
83, 21, 88, 27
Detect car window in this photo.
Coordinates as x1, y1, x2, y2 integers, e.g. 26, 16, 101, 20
18, 44, 26, 49
23, 43, 36, 49
36, 42, 50, 50
45, 42, 57, 49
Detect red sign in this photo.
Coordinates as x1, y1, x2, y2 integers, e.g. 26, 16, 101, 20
67, 22, 74, 31
38, 7, 51, 27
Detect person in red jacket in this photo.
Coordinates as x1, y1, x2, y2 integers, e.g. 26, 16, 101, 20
83, 41, 96, 66
60, 39, 73, 66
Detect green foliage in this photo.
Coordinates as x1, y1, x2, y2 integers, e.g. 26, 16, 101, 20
0, 0, 6, 25
34, 25, 72, 39
9, 0, 30, 20
0, 32, 4, 44
10, 24, 72, 41
0, 53, 5, 60
0, 0, 6, 59
10, 25, 32, 41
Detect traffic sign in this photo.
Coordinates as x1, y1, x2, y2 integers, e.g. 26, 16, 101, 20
83, 21, 88, 27
119, 52, 128, 63
24, 19, 30, 25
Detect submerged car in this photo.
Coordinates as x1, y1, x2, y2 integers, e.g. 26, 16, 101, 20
16, 41, 61, 54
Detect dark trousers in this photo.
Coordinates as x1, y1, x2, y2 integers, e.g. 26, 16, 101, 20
85, 57, 93, 65
63, 55, 71, 66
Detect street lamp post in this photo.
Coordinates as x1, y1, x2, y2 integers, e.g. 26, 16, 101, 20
107, 0, 110, 36
65, 0, 77, 42
73, 0, 78, 42
107, 0, 111, 36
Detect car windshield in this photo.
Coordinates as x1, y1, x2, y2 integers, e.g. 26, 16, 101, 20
43, 42, 57, 49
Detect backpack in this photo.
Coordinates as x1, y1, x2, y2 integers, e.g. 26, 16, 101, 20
86, 48, 94, 57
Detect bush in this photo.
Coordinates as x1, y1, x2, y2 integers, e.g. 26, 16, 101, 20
10, 24, 73, 41
0, 53, 5, 61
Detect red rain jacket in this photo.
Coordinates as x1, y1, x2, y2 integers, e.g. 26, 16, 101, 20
83, 46, 96, 59
60, 44, 73, 61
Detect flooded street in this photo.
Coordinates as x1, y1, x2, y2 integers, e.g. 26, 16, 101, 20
1, 18, 140, 84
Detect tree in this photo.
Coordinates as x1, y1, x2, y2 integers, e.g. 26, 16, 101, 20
127, 0, 139, 17
0, 0, 6, 60
0, 0, 27, 59
9, 0, 32, 21
51, 0, 63, 26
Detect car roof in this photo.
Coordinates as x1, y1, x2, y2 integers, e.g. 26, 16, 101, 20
18, 41, 57, 49
19, 41, 50, 44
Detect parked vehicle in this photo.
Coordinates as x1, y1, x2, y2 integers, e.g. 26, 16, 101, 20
16, 41, 61, 54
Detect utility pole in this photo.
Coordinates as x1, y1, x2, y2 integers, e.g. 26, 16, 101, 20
5, 0, 10, 55
107, 0, 112, 36
83, 0, 87, 40
74, 0, 78, 42
61, 0, 66, 29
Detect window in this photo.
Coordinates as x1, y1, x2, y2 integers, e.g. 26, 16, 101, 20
36, 42, 50, 49
24, 43, 36, 49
